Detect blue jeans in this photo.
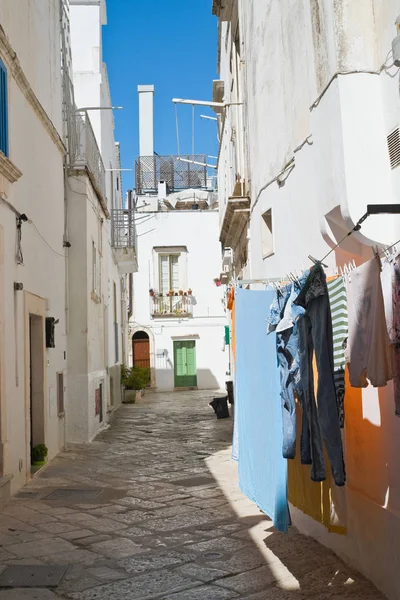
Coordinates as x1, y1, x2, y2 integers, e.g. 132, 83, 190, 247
294, 264, 346, 486
268, 277, 308, 459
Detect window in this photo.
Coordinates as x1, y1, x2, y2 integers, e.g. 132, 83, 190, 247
0, 58, 9, 157
159, 254, 179, 294
261, 209, 274, 258
92, 241, 97, 293
57, 373, 64, 416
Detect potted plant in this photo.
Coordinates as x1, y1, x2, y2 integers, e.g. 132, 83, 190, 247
169, 289, 174, 297
31, 444, 48, 466
188, 289, 192, 295
183, 291, 187, 296
124, 367, 151, 403
214, 278, 221, 287
149, 288, 155, 297
179, 290, 183, 296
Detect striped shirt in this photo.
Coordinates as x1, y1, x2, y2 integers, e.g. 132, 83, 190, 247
327, 277, 348, 428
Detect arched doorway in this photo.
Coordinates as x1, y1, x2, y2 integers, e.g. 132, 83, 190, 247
132, 331, 150, 368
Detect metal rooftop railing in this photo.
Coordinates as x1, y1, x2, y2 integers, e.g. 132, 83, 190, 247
135, 155, 208, 194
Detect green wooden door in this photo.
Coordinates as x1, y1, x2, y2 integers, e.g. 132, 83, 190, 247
174, 341, 197, 388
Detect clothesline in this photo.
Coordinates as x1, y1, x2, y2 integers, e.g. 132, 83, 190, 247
236, 238, 400, 289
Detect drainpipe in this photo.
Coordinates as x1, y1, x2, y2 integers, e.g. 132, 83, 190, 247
127, 190, 133, 321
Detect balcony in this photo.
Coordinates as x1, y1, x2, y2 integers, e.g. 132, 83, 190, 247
151, 294, 193, 319
135, 155, 208, 195
111, 209, 138, 274
64, 75, 108, 216
220, 195, 250, 248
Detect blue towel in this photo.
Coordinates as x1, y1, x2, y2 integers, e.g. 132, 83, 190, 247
235, 287, 289, 532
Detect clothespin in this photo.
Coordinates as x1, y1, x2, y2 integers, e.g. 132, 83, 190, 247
339, 265, 344, 277
308, 255, 328, 268
372, 245, 379, 258
351, 259, 356, 271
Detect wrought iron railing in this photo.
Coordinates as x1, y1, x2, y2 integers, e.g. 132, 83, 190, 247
135, 155, 208, 194
111, 209, 137, 250
151, 294, 193, 318
63, 74, 107, 205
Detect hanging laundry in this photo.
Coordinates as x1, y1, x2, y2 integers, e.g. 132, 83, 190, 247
267, 273, 309, 460
236, 287, 289, 532
381, 253, 400, 415
345, 256, 394, 388
294, 263, 346, 487
227, 287, 239, 461
327, 277, 348, 428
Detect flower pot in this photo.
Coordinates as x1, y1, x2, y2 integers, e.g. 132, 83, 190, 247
135, 390, 142, 402
123, 389, 136, 404
149, 292, 155, 297
188, 290, 192, 295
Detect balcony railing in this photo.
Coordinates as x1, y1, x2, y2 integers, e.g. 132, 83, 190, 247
64, 75, 107, 210
111, 209, 137, 250
135, 155, 208, 194
151, 294, 193, 318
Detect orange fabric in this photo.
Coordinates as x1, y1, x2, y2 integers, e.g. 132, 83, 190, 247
227, 288, 236, 364
288, 353, 347, 535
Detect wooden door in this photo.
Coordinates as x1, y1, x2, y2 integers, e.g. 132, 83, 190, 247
174, 340, 197, 388
133, 337, 150, 368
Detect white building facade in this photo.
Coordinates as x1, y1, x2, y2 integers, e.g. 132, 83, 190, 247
0, 0, 67, 498
65, 0, 136, 443
131, 86, 228, 392
213, 1, 400, 598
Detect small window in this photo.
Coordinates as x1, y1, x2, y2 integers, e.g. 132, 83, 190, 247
0, 59, 9, 157
57, 372, 64, 416
261, 209, 274, 258
116, 176, 119, 191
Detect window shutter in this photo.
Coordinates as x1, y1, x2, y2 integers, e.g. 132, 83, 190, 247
171, 256, 179, 290
0, 59, 8, 157
160, 255, 169, 294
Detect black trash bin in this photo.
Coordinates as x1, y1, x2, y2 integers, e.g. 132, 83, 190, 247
209, 396, 230, 419
226, 381, 234, 405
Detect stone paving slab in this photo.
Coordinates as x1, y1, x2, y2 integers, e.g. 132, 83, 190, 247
0, 391, 387, 600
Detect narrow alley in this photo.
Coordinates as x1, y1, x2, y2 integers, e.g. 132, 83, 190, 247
0, 393, 384, 599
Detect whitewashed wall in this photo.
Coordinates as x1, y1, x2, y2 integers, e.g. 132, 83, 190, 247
0, 0, 66, 493
217, 1, 400, 597
132, 209, 228, 392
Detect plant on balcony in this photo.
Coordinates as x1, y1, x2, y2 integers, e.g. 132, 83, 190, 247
31, 444, 48, 466
179, 290, 183, 295
188, 289, 192, 295
214, 277, 221, 287
169, 289, 174, 297
183, 292, 187, 296
149, 288, 155, 297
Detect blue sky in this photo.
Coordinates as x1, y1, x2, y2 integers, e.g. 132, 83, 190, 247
103, 1, 218, 194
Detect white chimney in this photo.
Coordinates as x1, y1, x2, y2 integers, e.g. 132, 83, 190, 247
138, 85, 154, 157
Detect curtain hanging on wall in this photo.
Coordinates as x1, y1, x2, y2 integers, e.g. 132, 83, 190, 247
235, 287, 289, 533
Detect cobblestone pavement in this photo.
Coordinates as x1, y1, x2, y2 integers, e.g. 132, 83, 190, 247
0, 392, 386, 599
